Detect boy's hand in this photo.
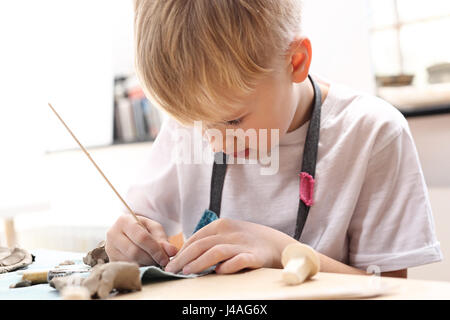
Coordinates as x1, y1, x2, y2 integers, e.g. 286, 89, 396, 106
105, 214, 179, 267
164, 218, 297, 274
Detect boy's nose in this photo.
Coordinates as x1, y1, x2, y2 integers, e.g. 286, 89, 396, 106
208, 136, 220, 153
204, 130, 221, 153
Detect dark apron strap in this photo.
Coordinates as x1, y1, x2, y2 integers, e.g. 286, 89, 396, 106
208, 152, 228, 215
293, 75, 322, 240
208, 75, 322, 240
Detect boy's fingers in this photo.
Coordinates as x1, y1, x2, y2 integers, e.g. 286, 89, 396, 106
161, 241, 179, 257
136, 215, 169, 239
105, 240, 128, 262
182, 244, 241, 275
110, 233, 156, 266
123, 222, 169, 266
178, 221, 219, 254
136, 215, 178, 262
214, 252, 259, 274
165, 235, 223, 273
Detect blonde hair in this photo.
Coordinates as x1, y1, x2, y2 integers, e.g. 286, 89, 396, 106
134, 0, 303, 126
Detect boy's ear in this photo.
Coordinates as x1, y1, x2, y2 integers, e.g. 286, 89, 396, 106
289, 38, 312, 83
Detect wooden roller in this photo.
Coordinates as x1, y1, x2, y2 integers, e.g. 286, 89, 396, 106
21, 270, 49, 284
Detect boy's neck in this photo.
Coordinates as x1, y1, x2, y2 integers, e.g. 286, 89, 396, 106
287, 78, 329, 133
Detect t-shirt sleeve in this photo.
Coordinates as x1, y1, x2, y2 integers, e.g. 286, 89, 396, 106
348, 119, 443, 272
119, 118, 182, 236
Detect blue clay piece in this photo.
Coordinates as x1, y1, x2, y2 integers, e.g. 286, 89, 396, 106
193, 210, 219, 234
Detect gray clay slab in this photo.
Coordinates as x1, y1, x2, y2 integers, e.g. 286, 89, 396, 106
140, 265, 215, 281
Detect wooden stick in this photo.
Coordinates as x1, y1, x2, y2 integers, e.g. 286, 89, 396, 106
47, 103, 145, 228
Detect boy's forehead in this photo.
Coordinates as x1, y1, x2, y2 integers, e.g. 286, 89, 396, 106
188, 70, 272, 127
210, 94, 253, 121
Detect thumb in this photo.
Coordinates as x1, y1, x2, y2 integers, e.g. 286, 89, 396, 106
135, 214, 178, 257
161, 241, 179, 257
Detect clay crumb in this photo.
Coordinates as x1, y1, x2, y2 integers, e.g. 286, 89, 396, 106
10, 280, 33, 289
83, 241, 109, 267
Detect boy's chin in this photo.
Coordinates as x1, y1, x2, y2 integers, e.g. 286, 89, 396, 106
231, 148, 264, 162
233, 148, 250, 159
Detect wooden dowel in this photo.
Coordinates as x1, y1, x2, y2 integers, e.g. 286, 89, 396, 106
47, 103, 145, 228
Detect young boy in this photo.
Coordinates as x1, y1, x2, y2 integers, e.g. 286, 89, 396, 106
105, 0, 442, 278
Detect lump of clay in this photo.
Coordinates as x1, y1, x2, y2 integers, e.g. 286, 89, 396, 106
83, 262, 142, 299
83, 241, 109, 267
50, 274, 85, 291
50, 262, 141, 299
58, 260, 75, 266
0, 247, 34, 274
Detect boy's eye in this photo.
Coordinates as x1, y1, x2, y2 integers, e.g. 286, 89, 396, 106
226, 118, 243, 126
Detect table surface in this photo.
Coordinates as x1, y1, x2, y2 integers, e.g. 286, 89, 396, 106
2, 249, 450, 300
114, 267, 450, 300
0, 249, 85, 300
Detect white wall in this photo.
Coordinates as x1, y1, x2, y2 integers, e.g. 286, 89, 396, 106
0, 0, 115, 153
302, 0, 376, 94
0, 1, 116, 221
408, 115, 450, 187
112, 0, 135, 76
10, 142, 154, 252
407, 116, 450, 281
408, 187, 450, 281
16, 142, 154, 229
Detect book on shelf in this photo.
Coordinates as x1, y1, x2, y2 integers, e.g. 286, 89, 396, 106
115, 96, 137, 143
113, 75, 163, 144
142, 98, 162, 140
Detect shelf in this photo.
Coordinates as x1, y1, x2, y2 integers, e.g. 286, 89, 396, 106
400, 104, 450, 118
378, 83, 450, 108
377, 83, 450, 118
45, 138, 155, 155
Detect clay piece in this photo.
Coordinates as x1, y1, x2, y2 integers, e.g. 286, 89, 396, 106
83, 261, 142, 299
143, 265, 215, 280
83, 241, 109, 267
50, 261, 141, 299
50, 274, 85, 291
61, 286, 91, 300
194, 210, 219, 233
0, 247, 34, 274
281, 243, 320, 285
9, 280, 33, 289
58, 260, 75, 266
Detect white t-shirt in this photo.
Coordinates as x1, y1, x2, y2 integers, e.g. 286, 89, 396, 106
123, 80, 443, 272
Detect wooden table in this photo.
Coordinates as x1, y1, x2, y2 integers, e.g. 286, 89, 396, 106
113, 268, 450, 300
